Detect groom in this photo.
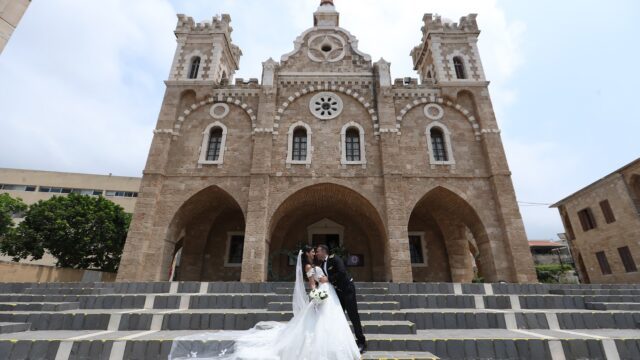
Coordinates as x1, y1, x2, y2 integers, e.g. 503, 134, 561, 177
316, 244, 366, 353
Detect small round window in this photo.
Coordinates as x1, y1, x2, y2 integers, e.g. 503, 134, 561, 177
309, 92, 343, 120
209, 103, 230, 119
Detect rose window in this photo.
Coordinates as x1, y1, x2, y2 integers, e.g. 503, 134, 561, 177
309, 92, 343, 120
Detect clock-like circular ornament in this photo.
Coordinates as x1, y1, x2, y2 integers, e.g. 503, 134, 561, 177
309, 92, 343, 120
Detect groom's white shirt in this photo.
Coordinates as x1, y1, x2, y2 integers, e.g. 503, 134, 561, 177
322, 255, 329, 276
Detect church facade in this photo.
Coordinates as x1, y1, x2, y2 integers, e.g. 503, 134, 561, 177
117, 1, 537, 283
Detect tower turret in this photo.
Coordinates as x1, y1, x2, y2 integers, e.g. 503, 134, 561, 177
411, 14, 485, 84
167, 14, 242, 83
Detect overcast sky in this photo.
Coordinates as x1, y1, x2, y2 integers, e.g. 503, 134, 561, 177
0, 0, 638, 240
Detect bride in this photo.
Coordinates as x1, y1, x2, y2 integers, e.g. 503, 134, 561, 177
168, 245, 361, 359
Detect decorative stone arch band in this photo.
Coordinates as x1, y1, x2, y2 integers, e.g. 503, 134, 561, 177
172, 95, 258, 136
395, 95, 483, 140
274, 84, 379, 136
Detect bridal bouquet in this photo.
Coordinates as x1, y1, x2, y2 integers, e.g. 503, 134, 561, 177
309, 289, 329, 304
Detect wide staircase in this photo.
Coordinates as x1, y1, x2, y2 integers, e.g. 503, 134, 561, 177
0, 282, 639, 359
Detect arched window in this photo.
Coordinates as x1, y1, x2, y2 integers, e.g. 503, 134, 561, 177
430, 128, 448, 162
453, 56, 466, 79
426, 122, 455, 165
340, 122, 366, 165
199, 122, 227, 165
188, 57, 201, 79
206, 127, 223, 161
345, 128, 361, 162
292, 127, 308, 161
286, 122, 312, 166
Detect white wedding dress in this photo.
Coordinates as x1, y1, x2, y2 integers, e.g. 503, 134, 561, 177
168, 253, 360, 360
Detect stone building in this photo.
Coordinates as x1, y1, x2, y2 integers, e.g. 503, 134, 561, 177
117, 0, 536, 283
0, 0, 30, 54
552, 158, 640, 284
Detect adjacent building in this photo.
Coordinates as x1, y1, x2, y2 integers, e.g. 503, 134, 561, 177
0, 168, 141, 266
528, 240, 572, 266
0, 0, 30, 54
117, 1, 537, 283
552, 158, 640, 284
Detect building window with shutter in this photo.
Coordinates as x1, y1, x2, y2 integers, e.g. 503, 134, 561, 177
188, 56, 201, 79
595, 251, 612, 275
198, 122, 227, 165
599, 200, 616, 224
340, 122, 366, 165
286, 122, 312, 165
206, 127, 223, 161
408, 233, 427, 266
225, 233, 245, 266
577, 208, 597, 231
345, 128, 361, 162
618, 246, 637, 273
426, 122, 455, 165
453, 56, 466, 79
430, 128, 448, 162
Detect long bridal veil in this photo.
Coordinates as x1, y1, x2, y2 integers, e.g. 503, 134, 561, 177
168, 251, 309, 360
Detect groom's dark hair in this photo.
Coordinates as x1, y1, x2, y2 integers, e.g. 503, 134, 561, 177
316, 244, 329, 253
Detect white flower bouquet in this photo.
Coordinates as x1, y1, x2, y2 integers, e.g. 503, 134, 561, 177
309, 289, 329, 304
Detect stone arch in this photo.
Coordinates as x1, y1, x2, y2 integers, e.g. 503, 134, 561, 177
408, 186, 496, 282
162, 185, 246, 281
268, 183, 388, 281
173, 95, 258, 136
274, 85, 379, 135
396, 95, 482, 139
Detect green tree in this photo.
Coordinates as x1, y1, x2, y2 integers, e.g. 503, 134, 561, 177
0, 194, 131, 272
0, 193, 27, 238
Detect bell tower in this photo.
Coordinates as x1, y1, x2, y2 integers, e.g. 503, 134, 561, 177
411, 14, 486, 84
167, 14, 242, 84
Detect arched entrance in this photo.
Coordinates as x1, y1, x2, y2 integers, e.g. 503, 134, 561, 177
268, 183, 388, 281
408, 187, 495, 282
165, 186, 246, 281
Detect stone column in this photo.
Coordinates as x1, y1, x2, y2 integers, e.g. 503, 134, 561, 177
438, 218, 474, 283
240, 75, 276, 282
117, 133, 172, 281
481, 130, 537, 283
374, 59, 413, 283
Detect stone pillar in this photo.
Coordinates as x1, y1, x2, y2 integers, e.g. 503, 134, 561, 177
117, 132, 173, 281
240, 77, 276, 282
375, 59, 413, 283
439, 218, 474, 283
240, 174, 270, 282
481, 131, 537, 283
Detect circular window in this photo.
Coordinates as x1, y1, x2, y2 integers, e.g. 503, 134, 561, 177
307, 33, 346, 63
309, 92, 343, 120
424, 103, 444, 120
209, 103, 229, 119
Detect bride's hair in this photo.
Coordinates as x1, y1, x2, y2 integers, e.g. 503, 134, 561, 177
300, 245, 316, 280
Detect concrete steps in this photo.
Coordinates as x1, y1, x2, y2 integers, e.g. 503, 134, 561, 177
0, 322, 29, 334
0, 281, 637, 359
587, 302, 640, 311
0, 302, 79, 312
267, 300, 401, 311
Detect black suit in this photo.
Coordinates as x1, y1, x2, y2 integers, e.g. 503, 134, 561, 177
323, 255, 366, 345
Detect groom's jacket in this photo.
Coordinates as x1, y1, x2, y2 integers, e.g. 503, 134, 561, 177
326, 255, 353, 292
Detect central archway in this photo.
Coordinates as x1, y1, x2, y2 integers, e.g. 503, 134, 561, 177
268, 183, 388, 281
